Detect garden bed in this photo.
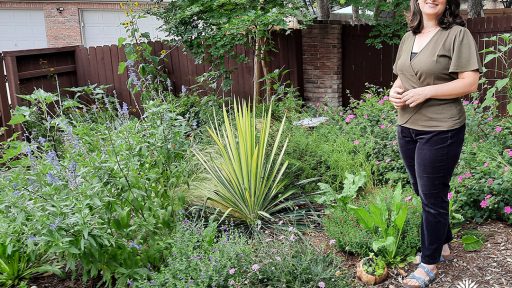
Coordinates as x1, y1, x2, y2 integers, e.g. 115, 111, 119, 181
307, 220, 512, 287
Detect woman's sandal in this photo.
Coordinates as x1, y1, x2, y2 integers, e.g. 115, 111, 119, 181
403, 263, 438, 288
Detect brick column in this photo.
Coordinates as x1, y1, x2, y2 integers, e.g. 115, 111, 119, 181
301, 20, 342, 107
43, 3, 82, 47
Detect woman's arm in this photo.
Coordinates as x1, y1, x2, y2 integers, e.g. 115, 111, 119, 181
401, 71, 480, 107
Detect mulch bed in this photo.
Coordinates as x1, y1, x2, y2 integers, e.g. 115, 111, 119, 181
307, 220, 512, 288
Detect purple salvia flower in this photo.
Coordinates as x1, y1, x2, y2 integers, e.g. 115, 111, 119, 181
46, 151, 59, 166
47, 172, 60, 184
38, 137, 47, 144
121, 102, 129, 117
68, 161, 79, 189
128, 240, 142, 250
128, 69, 140, 86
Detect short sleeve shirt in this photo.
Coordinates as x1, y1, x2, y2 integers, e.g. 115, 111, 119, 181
393, 25, 483, 130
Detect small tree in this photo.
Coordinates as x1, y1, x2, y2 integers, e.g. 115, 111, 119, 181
339, 0, 408, 47
467, 0, 484, 18
150, 0, 312, 100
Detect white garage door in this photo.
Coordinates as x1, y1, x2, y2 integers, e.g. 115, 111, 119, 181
81, 10, 165, 47
0, 10, 47, 52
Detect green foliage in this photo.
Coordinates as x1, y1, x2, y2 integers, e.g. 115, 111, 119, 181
453, 99, 512, 223
194, 99, 301, 227
341, 0, 408, 47
283, 85, 408, 196
150, 0, 312, 89
314, 171, 366, 211
118, 2, 171, 101
325, 186, 421, 266
245, 236, 351, 287
361, 254, 386, 277
0, 88, 198, 287
480, 33, 512, 114
461, 230, 485, 252
142, 221, 351, 287
138, 221, 253, 287
0, 243, 62, 288
348, 184, 411, 266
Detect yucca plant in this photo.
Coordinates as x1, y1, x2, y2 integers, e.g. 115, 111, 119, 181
0, 243, 62, 287
193, 99, 295, 226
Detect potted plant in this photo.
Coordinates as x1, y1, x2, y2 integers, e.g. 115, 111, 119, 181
356, 253, 388, 285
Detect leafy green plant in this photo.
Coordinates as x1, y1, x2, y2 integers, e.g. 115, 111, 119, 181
461, 230, 485, 252
480, 33, 512, 114
0, 88, 198, 287
361, 253, 386, 277
0, 243, 62, 288
142, 221, 351, 288
453, 100, 512, 223
118, 2, 170, 103
194, 99, 299, 226
347, 184, 415, 266
340, 0, 408, 47
448, 192, 464, 235
314, 171, 366, 211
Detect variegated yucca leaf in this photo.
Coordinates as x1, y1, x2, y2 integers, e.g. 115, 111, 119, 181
193, 99, 293, 226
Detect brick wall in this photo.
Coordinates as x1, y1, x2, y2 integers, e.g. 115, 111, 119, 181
301, 20, 343, 107
0, 1, 151, 48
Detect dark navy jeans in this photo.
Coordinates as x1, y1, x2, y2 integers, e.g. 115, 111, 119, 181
397, 124, 465, 265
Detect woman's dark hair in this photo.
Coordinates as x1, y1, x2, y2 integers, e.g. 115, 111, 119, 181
408, 0, 466, 34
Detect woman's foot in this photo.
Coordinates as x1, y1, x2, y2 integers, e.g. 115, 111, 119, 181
442, 243, 451, 257
414, 244, 452, 264
403, 263, 438, 287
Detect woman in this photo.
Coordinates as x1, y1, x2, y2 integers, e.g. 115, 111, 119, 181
390, 0, 482, 286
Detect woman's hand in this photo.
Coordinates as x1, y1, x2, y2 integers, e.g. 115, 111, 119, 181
389, 86, 405, 109
401, 87, 432, 107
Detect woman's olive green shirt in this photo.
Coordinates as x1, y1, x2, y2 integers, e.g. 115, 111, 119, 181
393, 25, 483, 131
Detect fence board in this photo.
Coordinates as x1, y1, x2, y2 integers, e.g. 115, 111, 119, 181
88, 47, 99, 86
0, 54, 12, 141
96, 46, 107, 86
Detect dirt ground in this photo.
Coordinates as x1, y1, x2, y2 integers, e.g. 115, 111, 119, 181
308, 220, 512, 288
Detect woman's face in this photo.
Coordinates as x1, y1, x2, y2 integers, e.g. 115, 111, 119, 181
418, 0, 447, 19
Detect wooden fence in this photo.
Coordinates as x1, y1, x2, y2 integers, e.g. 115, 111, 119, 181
0, 31, 303, 141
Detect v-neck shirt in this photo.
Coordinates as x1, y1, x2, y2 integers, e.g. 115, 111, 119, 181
393, 25, 483, 130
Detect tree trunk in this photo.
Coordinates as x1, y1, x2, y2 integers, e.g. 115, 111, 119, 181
467, 0, 484, 18
352, 6, 362, 24
253, 39, 263, 101
317, 0, 330, 20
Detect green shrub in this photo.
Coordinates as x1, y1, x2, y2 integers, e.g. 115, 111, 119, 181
452, 100, 512, 223
324, 186, 421, 264
245, 236, 351, 287
139, 221, 253, 287
142, 222, 352, 288
0, 90, 198, 287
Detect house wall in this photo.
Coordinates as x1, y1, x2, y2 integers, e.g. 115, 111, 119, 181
0, 1, 151, 47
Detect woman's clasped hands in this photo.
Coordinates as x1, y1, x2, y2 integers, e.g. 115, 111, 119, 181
389, 86, 432, 109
